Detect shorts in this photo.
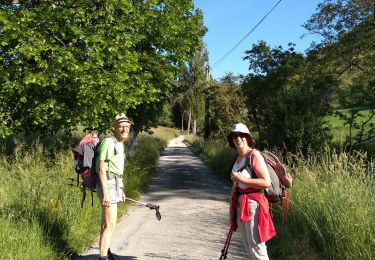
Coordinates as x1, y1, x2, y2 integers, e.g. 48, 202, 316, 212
96, 175, 125, 204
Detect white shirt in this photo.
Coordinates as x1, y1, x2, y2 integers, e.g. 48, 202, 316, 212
232, 156, 252, 189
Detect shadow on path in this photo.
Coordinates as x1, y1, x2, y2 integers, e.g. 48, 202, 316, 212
75, 254, 137, 260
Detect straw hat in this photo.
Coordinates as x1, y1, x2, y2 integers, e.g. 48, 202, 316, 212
114, 113, 130, 124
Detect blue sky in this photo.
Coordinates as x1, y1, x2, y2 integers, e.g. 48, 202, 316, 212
193, 0, 323, 80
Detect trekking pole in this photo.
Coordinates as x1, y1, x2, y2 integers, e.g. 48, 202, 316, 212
220, 224, 235, 260
125, 197, 161, 221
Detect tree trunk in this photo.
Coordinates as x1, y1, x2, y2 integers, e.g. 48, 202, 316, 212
187, 106, 192, 135
204, 95, 210, 139
130, 123, 141, 144
181, 115, 184, 132
125, 123, 141, 159
252, 108, 261, 134
193, 119, 197, 135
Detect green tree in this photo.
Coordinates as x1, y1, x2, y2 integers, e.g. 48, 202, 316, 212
303, 0, 374, 43
0, 0, 204, 137
178, 24, 208, 135
242, 41, 335, 152
304, 0, 375, 149
206, 73, 248, 139
170, 91, 187, 131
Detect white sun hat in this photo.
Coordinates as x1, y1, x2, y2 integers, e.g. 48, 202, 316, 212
230, 123, 250, 135
226, 123, 256, 148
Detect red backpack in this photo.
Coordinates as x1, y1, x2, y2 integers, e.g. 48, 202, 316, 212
71, 133, 100, 207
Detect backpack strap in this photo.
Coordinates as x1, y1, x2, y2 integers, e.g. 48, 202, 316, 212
80, 136, 116, 208
243, 149, 267, 195
81, 187, 86, 208
229, 155, 238, 173
231, 149, 256, 174
80, 187, 95, 208
242, 149, 256, 177
102, 136, 118, 180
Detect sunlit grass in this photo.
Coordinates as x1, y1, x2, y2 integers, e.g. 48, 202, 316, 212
264, 147, 374, 259
0, 127, 177, 259
149, 126, 179, 145
185, 135, 235, 181
187, 138, 375, 259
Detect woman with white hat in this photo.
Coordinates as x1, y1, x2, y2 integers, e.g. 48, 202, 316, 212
227, 123, 276, 260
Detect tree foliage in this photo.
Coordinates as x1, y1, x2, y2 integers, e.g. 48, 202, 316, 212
304, 0, 374, 79
242, 41, 336, 152
177, 28, 208, 134
304, 0, 374, 43
304, 0, 375, 148
206, 73, 248, 139
0, 0, 204, 137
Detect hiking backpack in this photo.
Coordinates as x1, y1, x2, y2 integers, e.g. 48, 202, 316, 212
71, 134, 119, 207
237, 150, 293, 217
71, 133, 101, 207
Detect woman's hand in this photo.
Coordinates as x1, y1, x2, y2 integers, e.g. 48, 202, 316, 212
230, 171, 242, 183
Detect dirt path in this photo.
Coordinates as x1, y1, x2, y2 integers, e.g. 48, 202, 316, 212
75, 136, 247, 259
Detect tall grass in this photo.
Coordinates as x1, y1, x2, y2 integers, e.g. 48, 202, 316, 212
185, 135, 235, 181
0, 127, 177, 259
149, 126, 179, 145
188, 136, 375, 259
0, 140, 86, 259
271, 148, 375, 259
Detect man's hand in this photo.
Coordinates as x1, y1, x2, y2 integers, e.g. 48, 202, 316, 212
102, 192, 111, 207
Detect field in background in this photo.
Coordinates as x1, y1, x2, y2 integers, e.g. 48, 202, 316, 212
326, 108, 375, 156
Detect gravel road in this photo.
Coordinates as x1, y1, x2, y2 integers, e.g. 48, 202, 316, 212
75, 135, 247, 260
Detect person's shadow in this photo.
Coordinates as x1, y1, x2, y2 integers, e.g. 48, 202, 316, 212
73, 254, 137, 260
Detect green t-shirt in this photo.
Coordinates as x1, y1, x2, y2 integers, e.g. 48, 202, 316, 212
95, 136, 125, 175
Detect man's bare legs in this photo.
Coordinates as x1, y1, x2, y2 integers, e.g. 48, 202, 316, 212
99, 204, 117, 257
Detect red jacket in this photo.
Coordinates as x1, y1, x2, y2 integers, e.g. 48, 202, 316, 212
230, 187, 276, 243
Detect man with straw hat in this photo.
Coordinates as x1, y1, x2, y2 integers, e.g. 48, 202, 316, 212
96, 113, 131, 260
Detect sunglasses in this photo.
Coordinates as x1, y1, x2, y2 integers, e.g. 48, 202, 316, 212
231, 133, 248, 139
116, 125, 131, 130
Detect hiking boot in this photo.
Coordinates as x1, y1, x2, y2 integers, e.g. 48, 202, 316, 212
107, 248, 118, 260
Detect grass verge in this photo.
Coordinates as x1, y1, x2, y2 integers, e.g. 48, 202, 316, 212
0, 127, 178, 259
186, 136, 375, 259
